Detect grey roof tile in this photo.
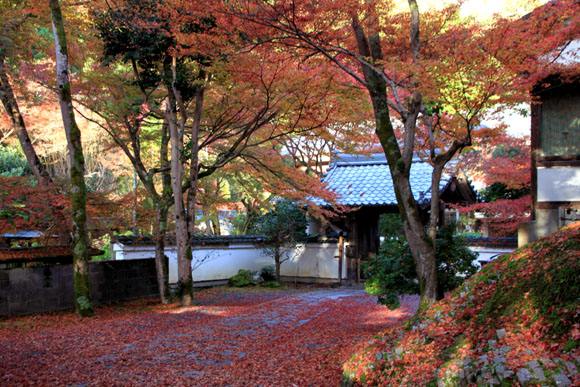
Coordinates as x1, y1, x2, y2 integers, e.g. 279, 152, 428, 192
314, 153, 451, 207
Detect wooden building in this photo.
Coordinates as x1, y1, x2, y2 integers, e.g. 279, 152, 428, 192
520, 75, 580, 244
311, 154, 478, 282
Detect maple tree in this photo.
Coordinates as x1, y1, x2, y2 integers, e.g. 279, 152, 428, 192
49, 0, 94, 317
0, 1, 53, 186
223, 0, 580, 310
89, 0, 348, 305
72, 60, 174, 303
458, 134, 532, 236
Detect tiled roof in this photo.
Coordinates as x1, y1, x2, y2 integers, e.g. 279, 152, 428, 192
463, 236, 518, 248
0, 246, 104, 261
0, 231, 46, 239
315, 154, 451, 207
115, 234, 266, 246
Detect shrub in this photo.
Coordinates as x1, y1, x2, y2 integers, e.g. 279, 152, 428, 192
364, 215, 479, 309
256, 199, 308, 280
228, 269, 258, 287
0, 145, 31, 177
260, 265, 276, 282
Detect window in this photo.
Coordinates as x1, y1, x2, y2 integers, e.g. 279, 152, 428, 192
541, 93, 580, 157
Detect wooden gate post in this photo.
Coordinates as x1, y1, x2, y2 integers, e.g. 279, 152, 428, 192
337, 232, 344, 285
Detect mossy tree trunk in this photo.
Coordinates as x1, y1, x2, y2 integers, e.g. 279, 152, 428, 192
153, 201, 171, 304
351, 4, 438, 311
49, 0, 93, 317
163, 57, 194, 306
153, 116, 173, 304
0, 55, 52, 186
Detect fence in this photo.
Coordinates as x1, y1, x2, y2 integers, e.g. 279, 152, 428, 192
0, 258, 158, 316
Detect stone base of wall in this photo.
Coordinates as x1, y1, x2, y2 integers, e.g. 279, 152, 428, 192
0, 259, 159, 316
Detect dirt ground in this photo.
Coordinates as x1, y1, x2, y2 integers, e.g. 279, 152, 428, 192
0, 286, 418, 386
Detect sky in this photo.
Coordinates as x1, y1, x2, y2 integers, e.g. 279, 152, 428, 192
460, 0, 544, 19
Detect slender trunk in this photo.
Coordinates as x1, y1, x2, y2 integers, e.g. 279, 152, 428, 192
0, 56, 52, 186
156, 114, 172, 303
186, 72, 205, 236
125, 116, 173, 304
154, 201, 171, 304
274, 240, 281, 281
204, 215, 213, 235
212, 210, 220, 235
164, 59, 193, 306
49, 0, 93, 317
132, 168, 138, 236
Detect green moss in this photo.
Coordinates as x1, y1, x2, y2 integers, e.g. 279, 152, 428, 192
564, 339, 578, 352
396, 158, 406, 173
440, 335, 468, 364
476, 248, 580, 336
564, 237, 580, 251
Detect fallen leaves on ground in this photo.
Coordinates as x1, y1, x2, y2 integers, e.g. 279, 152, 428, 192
0, 286, 417, 386
344, 222, 580, 386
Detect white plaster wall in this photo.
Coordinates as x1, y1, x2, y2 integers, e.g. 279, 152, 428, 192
188, 245, 272, 284
537, 166, 580, 202
112, 242, 344, 284
468, 247, 514, 267
280, 243, 344, 279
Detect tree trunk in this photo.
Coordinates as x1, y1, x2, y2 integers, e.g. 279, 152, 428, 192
212, 210, 220, 235
154, 201, 171, 304
351, 14, 438, 311
186, 73, 205, 236
49, 0, 93, 317
164, 58, 193, 306
274, 240, 281, 281
168, 111, 193, 305
155, 114, 173, 304
0, 55, 52, 186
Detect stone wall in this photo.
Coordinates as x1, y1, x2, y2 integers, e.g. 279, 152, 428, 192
0, 259, 159, 316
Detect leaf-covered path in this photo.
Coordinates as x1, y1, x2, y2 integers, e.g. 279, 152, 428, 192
0, 287, 417, 386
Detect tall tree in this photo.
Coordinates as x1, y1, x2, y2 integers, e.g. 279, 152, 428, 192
49, 0, 93, 317
73, 68, 174, 303
227, 0, 580, 310
0, 1, 52, 186
93, 0, 346, 305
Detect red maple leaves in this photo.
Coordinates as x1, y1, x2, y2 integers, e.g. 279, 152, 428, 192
0, 287, 418, 385
344, 222, 580, 386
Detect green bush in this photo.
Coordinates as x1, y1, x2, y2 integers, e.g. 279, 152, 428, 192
260, 265, 276, 281
0, 145, 31, 177
262, 280, 281, 288
256, 199, 308, 280
364, 215, 479, 309
228, 269, 258, 287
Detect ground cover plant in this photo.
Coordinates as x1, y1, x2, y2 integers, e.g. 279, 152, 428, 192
343, 222, 580, 386
0, 286, 418, 385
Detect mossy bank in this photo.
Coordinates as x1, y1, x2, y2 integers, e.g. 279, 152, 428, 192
343, 222, 580, 386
